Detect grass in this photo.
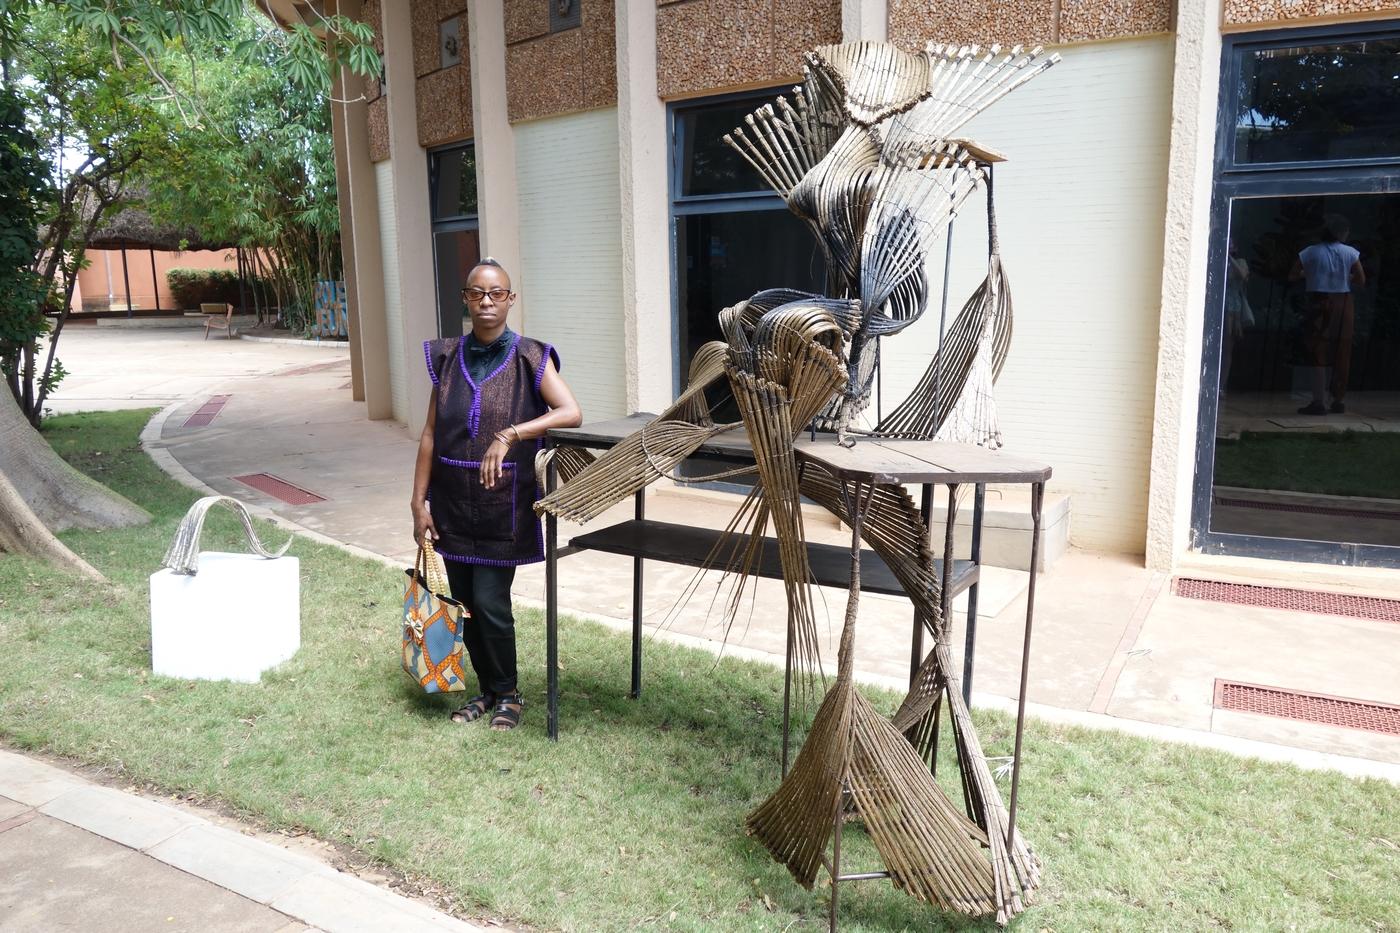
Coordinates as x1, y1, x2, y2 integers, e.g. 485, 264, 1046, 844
1215, 430, 1400, 500
2, 410, 1399, 931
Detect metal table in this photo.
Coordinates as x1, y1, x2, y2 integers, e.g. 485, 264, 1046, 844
542, 414, 1051, 769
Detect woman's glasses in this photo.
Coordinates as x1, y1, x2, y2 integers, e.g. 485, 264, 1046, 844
461, 287, 512, 303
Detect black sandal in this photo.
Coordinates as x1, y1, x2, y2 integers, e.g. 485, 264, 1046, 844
489, 693, 523, 731
449, 693, 494, 724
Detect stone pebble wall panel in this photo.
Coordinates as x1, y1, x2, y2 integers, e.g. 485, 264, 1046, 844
1223, 0, 1400, 28
656, 0, 841, 100
363, 0, 388, 161
889, 0, 1172, 47
409, 0, 473, 149
505, 0, 618, 123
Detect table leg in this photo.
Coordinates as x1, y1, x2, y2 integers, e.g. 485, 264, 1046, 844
1006, 481, 1043, 846
962, 483, 986, 706
630, 489, 644, 699
910, 483, 933, 686
546, 452, 560, 742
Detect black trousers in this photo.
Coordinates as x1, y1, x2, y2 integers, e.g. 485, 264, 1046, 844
443, 562, 518, 696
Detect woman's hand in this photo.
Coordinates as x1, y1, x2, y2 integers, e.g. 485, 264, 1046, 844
412, 500, 437, 546
480, 437, 511, 490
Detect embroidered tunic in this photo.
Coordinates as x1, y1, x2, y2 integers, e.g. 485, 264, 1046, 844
424, 333, 559, 566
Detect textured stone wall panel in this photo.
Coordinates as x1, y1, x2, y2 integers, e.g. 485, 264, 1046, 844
363, 0, 385, 101
889, 0, 1058, 47
418, 56, 474, 147
1061, 0, 1172, 41
508, 29, 585, 122
504, 0, 550, 43
657, 1, 775, 98
368, 96, 390, 162
439, 0, 469, 15
583, 0, 619, 108
411, 0, 439, 77
1224, 0, 1400, 26
773, 0, 842, 78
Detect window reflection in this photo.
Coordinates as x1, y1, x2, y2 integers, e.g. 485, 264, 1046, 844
675, 100, 772, 197
430, 146, 478, 220
1234, 37, 1400, 164
1210, 193, 1400, 546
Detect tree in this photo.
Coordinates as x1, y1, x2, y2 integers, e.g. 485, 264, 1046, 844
0, 0, 379, 577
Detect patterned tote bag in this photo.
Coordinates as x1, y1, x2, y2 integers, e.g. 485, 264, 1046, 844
401, 541, 468, 693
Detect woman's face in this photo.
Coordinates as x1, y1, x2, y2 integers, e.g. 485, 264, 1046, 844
464, 265, 514, 331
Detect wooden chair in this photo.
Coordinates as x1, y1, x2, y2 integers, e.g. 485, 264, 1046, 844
201, 302, 235, 340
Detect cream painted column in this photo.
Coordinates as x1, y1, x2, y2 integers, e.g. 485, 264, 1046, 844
466, 0, 524, 331
380, 1, 438, 429
330, 63, 366, 405
616, 0, 672, 413
1145, 0, 1224, 570
841, 0, 887, 42
330, 0, 392, 421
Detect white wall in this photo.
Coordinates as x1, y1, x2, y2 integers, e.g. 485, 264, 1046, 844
514, 107, 628, 422
878, 37, 1175, 553
375, 160, 411, 424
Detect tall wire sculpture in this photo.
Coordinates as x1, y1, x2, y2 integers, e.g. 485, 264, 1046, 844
537, 40, 1059, 924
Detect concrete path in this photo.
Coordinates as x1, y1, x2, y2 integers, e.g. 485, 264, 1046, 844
47, 328, 1400, 778
0, 749, 483, 932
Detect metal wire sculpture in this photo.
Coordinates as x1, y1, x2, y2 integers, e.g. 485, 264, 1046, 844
536, 39, 1058, 925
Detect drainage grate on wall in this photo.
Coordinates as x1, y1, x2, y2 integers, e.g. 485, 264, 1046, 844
1175, 577, 1400, 624
182, 394, 231, 428
1214, 680, 1400, 736
1213, 496, 1400, 523
231, 473, 326, 505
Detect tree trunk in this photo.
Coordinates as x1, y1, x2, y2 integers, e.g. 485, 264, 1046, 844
0, 468, 105, 582
0, 387, 149, 533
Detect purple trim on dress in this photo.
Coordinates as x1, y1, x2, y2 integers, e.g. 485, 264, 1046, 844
456, 333, 521, 438
434, 546, 544, 567
534, 345, 560, 395
423, 340, 439, 386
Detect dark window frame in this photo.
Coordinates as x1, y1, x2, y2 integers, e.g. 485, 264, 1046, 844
428, 141, 480, 339
1190, 22, 1400, 568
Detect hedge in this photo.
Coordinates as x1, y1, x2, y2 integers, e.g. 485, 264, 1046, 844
165, 268, 269, 310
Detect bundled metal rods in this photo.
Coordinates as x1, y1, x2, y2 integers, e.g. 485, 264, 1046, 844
539, 38, 1060, 926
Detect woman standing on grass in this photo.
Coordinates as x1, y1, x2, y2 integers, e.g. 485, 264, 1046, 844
411, 258, 582, 731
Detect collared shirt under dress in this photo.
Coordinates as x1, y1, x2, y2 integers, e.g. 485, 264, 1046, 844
423, 329, 560, 566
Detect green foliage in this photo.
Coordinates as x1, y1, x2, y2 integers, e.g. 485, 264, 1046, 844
165, 267, 268, 310
0, 84, 52, 391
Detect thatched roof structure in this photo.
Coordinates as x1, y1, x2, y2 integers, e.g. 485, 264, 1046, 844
86, 203, 240, 252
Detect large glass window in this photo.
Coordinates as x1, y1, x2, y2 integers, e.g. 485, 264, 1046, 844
1233, 38, 1400, 165
428, 143, 479, 339
1198, 25, 1400, 564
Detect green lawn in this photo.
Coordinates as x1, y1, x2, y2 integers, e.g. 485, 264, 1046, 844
1215, 430, 1400, 500
2, 410, 1398, 931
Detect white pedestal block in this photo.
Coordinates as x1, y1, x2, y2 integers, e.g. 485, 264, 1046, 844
150, 552, 301, 682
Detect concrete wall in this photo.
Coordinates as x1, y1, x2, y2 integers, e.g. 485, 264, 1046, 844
374, 160, 411, 424
878, 37, 1175, 553
513, 107, 627, 422
72, 248, 238, 312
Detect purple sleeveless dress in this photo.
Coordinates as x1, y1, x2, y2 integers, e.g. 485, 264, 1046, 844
423, 334, 559, 566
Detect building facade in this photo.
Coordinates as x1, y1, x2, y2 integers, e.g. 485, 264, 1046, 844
272, 0, 1400, 577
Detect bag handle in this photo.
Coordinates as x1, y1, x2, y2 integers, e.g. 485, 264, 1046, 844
162, 496, 293, 576
418, 538, 451, 597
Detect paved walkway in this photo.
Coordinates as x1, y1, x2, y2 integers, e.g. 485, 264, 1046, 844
0, 749, 483, 932
17, 326, 1400, 928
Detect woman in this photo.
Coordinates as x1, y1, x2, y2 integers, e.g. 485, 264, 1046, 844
411, 259, 582, 730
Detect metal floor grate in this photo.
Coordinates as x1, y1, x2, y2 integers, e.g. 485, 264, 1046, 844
1175, 578, 1400, 624
231, 473, 326, 505
1213, 496, 1400, 523
182, 394, 231, 428
1214, 680, 1400, 735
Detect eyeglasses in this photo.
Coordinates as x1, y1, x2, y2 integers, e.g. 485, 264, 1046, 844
461, 287, 512, 303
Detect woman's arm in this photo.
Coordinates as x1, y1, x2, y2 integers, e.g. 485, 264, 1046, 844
479, 358, 583, 489
410, 391, 438, 544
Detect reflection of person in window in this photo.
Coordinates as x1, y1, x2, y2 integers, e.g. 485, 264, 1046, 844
1290, 214, 1364, 415
1221, 238, 1253, 395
